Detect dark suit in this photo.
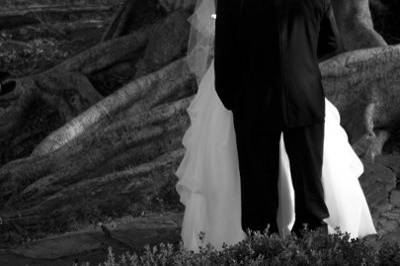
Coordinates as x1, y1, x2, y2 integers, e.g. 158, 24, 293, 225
214, 0, 341, 234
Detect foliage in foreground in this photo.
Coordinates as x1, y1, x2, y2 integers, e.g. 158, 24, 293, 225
85, 228, 400, 266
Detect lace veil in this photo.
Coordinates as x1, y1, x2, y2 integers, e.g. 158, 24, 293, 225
186, 0, 216, 83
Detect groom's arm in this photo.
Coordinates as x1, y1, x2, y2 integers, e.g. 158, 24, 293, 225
214, 0, 239, 111
317, 2, 343, 62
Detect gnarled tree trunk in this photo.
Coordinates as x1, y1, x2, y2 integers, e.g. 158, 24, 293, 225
333, 0, 387, 50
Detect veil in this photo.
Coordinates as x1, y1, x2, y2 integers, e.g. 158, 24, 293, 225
186, 0, 216, 83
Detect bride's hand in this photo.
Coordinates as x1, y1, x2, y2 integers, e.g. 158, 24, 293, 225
158, 0, 196, 12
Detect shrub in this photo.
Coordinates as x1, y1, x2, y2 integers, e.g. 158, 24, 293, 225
83, 228, 400, 266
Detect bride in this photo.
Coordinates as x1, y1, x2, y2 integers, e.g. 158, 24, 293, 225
173, 0, 377, 252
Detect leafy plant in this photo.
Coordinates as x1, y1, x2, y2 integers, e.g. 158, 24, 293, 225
84, 228, 400, 266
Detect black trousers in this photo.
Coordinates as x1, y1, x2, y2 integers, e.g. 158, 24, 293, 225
233, 118, 330, 234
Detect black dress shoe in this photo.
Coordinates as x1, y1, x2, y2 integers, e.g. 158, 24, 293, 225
292, 221, 328, 238
243, 222, 279, 237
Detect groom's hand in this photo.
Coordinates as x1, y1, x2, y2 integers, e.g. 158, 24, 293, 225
158, 0, 196, 12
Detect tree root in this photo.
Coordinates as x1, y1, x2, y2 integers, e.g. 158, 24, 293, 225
0, 61, 194, 209
0, 10, 191, 167
321, 44, 400, 157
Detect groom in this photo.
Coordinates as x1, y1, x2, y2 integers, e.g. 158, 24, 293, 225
215, 0, 341, 235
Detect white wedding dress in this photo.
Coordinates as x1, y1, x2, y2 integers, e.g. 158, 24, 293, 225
175, 60, 377, 251
175, 0, 377, 252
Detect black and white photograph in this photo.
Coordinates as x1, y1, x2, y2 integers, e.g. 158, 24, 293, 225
0, 0, 400, 265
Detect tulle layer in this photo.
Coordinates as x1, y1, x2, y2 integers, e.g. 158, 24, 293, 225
175, 62, 246, 251
175, 61, 376, 252
278, 99, 376, 237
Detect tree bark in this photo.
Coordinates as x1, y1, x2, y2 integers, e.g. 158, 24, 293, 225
0, 59, 194, 236
0, 5, 117, 30
0, 9, 190, 167
333, 0, 387, 50
321, 44, 400, 158
101, 0, 140, 41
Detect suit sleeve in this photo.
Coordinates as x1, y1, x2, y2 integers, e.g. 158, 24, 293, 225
317, 1, 343, 62
214, 0, 238, 111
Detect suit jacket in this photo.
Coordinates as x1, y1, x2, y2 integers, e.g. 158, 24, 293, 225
214, 0, 341, 129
